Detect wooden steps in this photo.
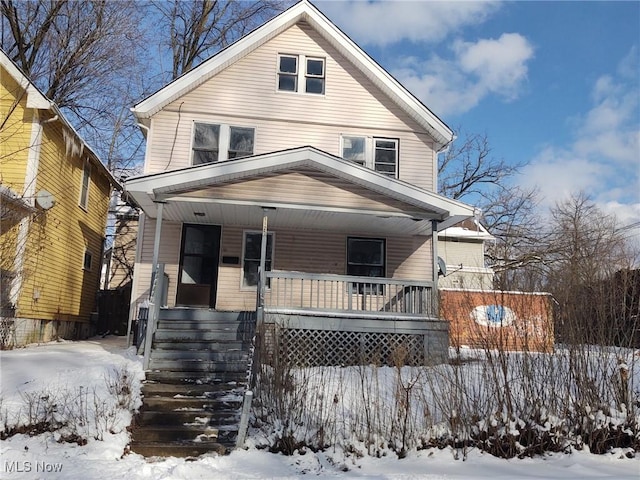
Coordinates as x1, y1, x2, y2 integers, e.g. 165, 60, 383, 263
129, 310, 255, 458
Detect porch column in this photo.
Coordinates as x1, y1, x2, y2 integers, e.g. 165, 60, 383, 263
256, 207, 272, 326
150, 201, 165, 291
431, 219, 439, 317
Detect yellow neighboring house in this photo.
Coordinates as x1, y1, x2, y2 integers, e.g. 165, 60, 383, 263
0, 49, 119, 347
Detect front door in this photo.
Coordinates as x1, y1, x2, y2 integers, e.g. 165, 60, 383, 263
176, 224, 221, 307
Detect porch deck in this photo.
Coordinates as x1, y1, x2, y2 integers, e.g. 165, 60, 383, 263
258, 271, 448, 367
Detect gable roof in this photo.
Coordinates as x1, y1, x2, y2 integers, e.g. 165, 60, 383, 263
123, 146, 474, 231
0, 49, 120, 189
132, 0, 453, 150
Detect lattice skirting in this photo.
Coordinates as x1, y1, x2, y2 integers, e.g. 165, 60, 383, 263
264, 326, 442, 366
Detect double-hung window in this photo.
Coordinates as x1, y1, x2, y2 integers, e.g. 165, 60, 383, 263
341, 136, 399, 177
79, 161, 91, 209
242, 231, 274, 288
192, 123, 255, 165
277, 54, 325, 95
347, 237, 386, 293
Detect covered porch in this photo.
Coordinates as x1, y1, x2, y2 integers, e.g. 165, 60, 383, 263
123, 147, 475, 364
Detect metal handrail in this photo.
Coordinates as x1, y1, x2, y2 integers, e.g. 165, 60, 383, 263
142, 263, 165, 370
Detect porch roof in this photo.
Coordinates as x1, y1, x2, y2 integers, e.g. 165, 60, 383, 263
123, 146, 475, 235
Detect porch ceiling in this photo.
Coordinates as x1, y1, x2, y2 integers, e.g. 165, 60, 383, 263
154, 197, 434, 236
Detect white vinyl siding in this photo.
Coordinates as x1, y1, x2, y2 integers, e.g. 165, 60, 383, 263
146, 23, 436, 190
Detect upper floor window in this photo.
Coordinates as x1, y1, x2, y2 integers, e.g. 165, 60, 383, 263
192, 123, 254, 165
79, 161, 90, 209
341, 135, 398, 177
277, 54, 325, 95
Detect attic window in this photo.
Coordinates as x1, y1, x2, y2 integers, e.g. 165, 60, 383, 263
277, 54, 325, 95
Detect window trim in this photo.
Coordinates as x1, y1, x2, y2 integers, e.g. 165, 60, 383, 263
346, 236, 386, 277
277, 53, 326, 95
241, 230, 275, 290
83, 249, 93, 271
340, 135, 399, 178
79, 160, 91, 210
191, 122, 255, 165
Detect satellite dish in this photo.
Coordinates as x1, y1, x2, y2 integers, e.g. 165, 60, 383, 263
36, 189, 56, 210
437, 256, 447, 277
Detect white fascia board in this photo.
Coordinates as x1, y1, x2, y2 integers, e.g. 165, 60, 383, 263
131, 2, 453, 149
124, 146, 475, 222
1, 50, 51, 109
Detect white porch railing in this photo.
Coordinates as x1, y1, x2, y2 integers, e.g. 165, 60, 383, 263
263, 270, 436, 317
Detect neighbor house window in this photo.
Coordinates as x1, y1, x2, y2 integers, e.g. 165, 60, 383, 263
192, 123, 254, 165
79, 161, 90, 209
347, 237, 385, 278
341, 136, 398, 177
277, 54, 325, 94
242, 231, 274, 288
83, 250, 93, 271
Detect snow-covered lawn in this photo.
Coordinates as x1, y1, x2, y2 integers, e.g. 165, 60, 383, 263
1, 337, 638, 479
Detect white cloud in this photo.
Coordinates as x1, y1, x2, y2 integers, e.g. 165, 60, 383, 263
391, 33, 534, 116
318, 0, 501, 46
520, 50, 640, 227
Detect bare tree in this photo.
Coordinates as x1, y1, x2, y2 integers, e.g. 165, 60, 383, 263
152, 0, 286, 80
439, 130, 541, 289
1, 0, 149, 174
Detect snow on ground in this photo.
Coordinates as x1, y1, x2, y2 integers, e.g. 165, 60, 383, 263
1, 337, 638, 480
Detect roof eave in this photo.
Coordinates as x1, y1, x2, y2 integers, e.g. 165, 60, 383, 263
130, 2, 453, 148
123, 146, 474, 224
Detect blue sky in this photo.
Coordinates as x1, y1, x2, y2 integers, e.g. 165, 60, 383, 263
317, 0, 640, 239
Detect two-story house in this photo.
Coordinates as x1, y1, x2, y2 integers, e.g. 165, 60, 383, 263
0, 49, 119, 347
122, 0, 477, 457
124, 0, 475, 355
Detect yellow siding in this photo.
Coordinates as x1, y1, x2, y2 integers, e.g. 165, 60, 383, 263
14, 121, 112, 322
146, 22, 436, 190
0, 63, 30, 193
